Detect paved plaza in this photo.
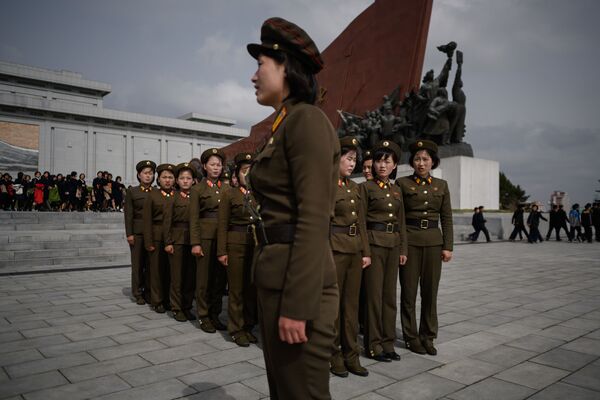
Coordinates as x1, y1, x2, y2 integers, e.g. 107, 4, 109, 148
0, 241, 599, 400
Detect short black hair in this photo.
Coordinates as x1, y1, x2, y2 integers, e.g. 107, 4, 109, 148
265, 49, 319, 104
371, 149, 398, 180
409, 148, 440, 169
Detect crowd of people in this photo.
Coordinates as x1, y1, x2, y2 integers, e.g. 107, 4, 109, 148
466, 202, 600, 244
0, 170, 127, 212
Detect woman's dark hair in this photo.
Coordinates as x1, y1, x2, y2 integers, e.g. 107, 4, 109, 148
265, 49, 318, 105
340, 146, 361, 158
409, 148, 440, 170
572, 203, 579, 210
371, 148, 398, 180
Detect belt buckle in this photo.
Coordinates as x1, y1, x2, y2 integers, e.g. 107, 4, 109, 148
420, 219, 429, 229
348, 224, 357, 236
386, 223, 394, 233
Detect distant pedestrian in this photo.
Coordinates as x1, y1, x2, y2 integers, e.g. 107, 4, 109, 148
467, 207, 479, 240
471, 206, 491, 242
527, 204, 547, 243
509, 203, 529, 241
557, 204, 571, 241
581, 203, 593, 243
568, 204, 584, 243
592, 202, 600, 242
545, 204, 560, 241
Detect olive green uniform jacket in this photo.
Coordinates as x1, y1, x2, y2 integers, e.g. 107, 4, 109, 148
217, 187, 257, 254
125, 185, 151, 236
189, 179, 227, 244
395, 176, 453, 251
331, 178, 370, 256
143, 189, 173, 247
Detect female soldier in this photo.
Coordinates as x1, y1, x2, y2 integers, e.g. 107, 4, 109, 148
360, 140, 407, 362
247, 17, 340, 399
124, 160, 156, 305
163, 163, 196, 322
330, 136, 371, 377
217, 152, 258, 347
189, 148, 227, 333
143, 163, 175, 313
396, 140, 453, 356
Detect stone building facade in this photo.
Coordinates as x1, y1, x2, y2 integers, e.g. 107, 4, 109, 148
0, 61, 247, 185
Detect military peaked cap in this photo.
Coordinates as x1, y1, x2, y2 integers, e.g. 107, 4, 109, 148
363, 149, 373, 161
372, 140, 402, 160
156, 163, 175, 176
200, 148, 226, 164
247, 17, 324, 74
136, 160, 156, 173
175, 162, 197, 179
409, 139, 438, 155
234, 152, 254, 165
339, 136, 360, 150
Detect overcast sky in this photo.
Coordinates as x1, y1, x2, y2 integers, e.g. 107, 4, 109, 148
2, 0, 599, 204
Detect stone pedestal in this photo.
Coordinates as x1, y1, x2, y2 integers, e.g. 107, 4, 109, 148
397, 156, 499, 210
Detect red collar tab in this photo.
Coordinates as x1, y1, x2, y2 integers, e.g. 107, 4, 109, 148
375, 178, 389, 189
206, 180, 222, 188
239, 186, 249, 195
413, 174, 432, 185
180, 191, 190, 199
140, 186, 152, 193
160, 189, 172, 198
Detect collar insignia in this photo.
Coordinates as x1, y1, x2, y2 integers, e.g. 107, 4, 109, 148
272, 106, 287, 133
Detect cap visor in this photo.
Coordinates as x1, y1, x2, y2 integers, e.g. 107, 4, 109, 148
247, 43, 263, 59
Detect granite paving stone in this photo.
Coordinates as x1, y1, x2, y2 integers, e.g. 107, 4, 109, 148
429, 357, 504, 385
179, 362, 265, 392
537, 324, 589, 341
118, 358, 208, 387
22, 374, 131, 400
60, 355, 151, 382
240, 374, 270, 396
5, 351, 96, 378
527, 382, 600, 400
505, 333, 565, 353
89, 339, 167, 361
184, 382, 263, 400
530, 348, 598, 371
329, 371, 396, 400
92, 378, 196, 400
0, 370, 68, 398
446, 377, 535, 400
562, 363, 600, 392
377, 372, 464, 400
139, 340, 216, 364
493, 361, 570, 390
38, 336, 118, 357
561, 337, 600, 356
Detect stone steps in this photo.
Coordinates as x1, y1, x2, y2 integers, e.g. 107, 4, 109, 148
0, 212, 129, 273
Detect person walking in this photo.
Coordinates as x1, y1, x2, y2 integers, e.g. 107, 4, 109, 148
568, 204, 584, 243
329, 136, 371, 378
247, 17, 340, 399
581, 203, 593, 243
360, 140, 407, 363
545, 204, 560, 241
471, 206, 491, 242
125, 160, 156, 305
592, 202, 600, 242
396, 140, 453, 356
467, 207, 479, 241
509, 204, 529, 241
557, 204, 571, 241
216, 153, 258, 347
527, 204, 547, 243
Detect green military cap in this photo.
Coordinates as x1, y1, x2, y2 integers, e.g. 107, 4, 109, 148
221, 169, 231, 180
174, 162, 197, 179
135, 160, 156, 173
247, 17, 324, 74
156, 163, 175, 176
409, 139, 438, 155
200, 148, 226, 164
339, 136, 360, 149
372, 140, 402, 160
234, 152, 254, 165
363, 149, 373, 161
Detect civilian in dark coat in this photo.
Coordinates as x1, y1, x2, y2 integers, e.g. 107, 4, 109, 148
471, 206, 491, 242
509, 204, 529, 241
527, 204, 547, 243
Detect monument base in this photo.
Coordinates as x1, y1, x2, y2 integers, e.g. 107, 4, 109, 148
397, 156, 499, 210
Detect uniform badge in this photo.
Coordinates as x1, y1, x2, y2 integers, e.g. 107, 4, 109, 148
268, 137, 274, 145
245, 154, 251, 160
433, 187, 439, 191
272, 106, 287, 133
212, 149, 217, 154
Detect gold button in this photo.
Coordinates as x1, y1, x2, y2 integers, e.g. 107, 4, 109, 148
424, 190, 427, 194
351, 211, 356, 216
347, 189, 351, 193
216, 191, 219, 194
388, 203, 393, 207
350, 199, 355, 203
423, 211, 428, 215
388, 213, 393, 217
424, 201, 429, 205
217, 199, 221, 203
384, 185, 388, 189
422, 181, 425, 185
386, 194, 390, 197
250, 216, 254, 220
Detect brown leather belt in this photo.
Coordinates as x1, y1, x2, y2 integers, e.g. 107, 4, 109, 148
367, 222, 399, 233
200, 210, 218, 219
255, 224, 295, 245
406, 218, 438, 229
173, 221, 189, 229
331, 224, 359, 236
228, 224, 254, 233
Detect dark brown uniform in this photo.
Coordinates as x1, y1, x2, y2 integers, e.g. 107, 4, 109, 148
250, 99, 340, 399
217, 186, 258, 339
142, 189, 173, 309
330, 177, 370, 369
189, 178, 227, 322
396, 175, 453, 348
124, 185, 152, 302
163, 190, 195, 318
360, 178, 407, 358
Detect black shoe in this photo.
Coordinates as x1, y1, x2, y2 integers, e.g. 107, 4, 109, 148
405, 340, 427, 355
245, 330, 258, 344
330, 363, 349, 378
384, 351, 401, 361
346, 360, 369, 377
173, 311, 187, 322
232, 332, 250, 347
198, 317, 216, 333
371, 353, 392, 362
422, 341, 437, 356
210, 316, 227, 331
135, 297, 146, 305
154, 304, 166, 314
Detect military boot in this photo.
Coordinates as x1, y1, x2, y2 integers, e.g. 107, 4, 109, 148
345, 358, 368, 377
330, 354, 348, 378
198, 317, 216, 333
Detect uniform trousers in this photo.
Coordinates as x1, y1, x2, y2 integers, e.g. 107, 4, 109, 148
364, 244, 400, 355
148, 241, 170, 308
168, 244, 195, 313
400, 245, 442, 343
509, 225, 529, 241
258, 284, 338, 400
226, 242, 257, 335
129, 233, 150, 301
332, 251, 362, 363
195, 238, 227, 318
